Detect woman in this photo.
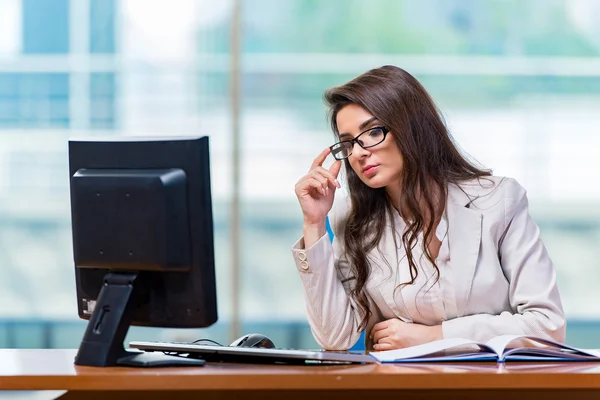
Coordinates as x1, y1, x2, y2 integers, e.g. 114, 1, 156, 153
292, 65, 565, 351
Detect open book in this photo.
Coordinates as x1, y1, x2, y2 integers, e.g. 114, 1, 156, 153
369, 334, 600, 363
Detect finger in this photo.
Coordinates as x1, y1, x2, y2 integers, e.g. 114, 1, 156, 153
298, 174, 327, 192
370, 320, 389, 336
373, 342, 394, 351
383, 338, 408, 349
372, 328, 390, 344
310, 147, 332, 171
306, 177, 328, 196
295, 175, 317, 195
329, 160, 342, 182
310, 173, 330, 195
313, 168, 340, 190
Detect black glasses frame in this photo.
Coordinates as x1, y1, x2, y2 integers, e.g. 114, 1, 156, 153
329, 126, 390, 160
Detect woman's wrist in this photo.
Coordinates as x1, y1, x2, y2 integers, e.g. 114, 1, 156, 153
303, 219, 327, 249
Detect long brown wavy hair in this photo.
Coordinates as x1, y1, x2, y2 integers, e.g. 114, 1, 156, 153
324, 65, 491, 330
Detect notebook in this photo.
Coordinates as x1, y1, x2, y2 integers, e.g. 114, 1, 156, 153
369, 334, 600, 363
128, 341, 376, 365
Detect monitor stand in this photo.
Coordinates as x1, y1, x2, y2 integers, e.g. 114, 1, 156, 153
74, 272, 205, 367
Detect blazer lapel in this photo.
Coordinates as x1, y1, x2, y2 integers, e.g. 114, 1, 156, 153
446, 184, 483, 317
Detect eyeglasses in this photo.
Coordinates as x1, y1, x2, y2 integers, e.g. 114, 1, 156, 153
329, 126, 390, 160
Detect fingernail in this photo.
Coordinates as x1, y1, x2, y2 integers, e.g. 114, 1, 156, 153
335, 179, 341, 188
321, 188, 326, 196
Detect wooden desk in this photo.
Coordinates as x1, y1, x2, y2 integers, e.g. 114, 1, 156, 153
1, 349, 600, 399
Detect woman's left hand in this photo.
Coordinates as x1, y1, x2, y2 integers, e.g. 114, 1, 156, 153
370, 319, 443, 350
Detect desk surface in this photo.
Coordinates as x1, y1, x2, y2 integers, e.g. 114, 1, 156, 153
1, 349, 600, 392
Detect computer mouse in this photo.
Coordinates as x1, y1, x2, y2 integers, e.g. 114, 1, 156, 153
229, 333, 276, 349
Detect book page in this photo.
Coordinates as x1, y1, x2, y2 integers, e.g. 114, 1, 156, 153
484, 334, 524, 356
503, 336, 600, 360
369, 338, 496, 362
485, 335, 600, 361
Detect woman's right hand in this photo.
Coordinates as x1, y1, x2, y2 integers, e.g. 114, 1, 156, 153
295, 148, 342, 245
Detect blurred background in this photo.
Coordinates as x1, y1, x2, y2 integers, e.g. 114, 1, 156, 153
0, 0, 599, 350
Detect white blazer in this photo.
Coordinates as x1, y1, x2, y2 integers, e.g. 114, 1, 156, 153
291, 176, 565, 350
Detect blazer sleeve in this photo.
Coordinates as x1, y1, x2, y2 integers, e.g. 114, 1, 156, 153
290, 202, 365, 350
442, 178, 566, 343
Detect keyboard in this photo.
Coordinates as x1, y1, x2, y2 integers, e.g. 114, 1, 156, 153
128, 341, 376, 365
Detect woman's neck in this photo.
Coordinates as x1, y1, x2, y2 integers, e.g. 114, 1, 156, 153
385, 180, 403, 215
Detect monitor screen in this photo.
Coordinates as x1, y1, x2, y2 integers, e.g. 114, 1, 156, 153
68, 135, 217, 367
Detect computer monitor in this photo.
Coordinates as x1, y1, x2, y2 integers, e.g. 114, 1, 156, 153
68, 136, 217, 367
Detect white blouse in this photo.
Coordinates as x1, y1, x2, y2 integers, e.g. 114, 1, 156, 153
394, 212, 459, 325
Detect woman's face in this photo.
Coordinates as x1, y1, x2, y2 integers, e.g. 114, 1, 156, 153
335, 104, 403, 189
